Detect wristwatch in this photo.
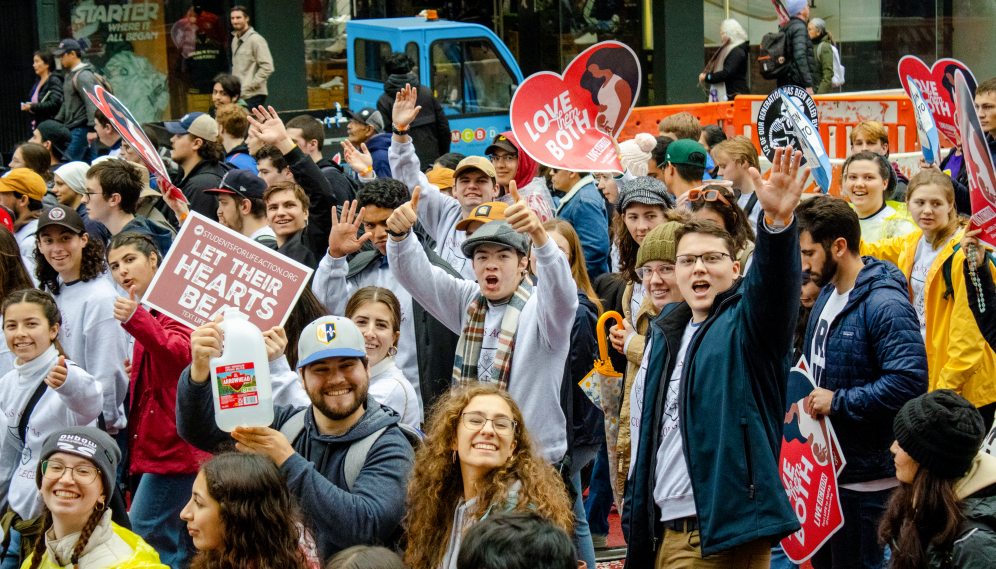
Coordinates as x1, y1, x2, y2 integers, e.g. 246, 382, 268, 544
386, 228, 411, 238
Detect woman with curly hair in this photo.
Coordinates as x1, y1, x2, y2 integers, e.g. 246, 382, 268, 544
405, 384, 574, 569
35, 204, 129, 435
181, 453, 313, 569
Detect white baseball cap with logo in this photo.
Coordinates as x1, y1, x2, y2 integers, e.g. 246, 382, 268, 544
297, 315, 367, 369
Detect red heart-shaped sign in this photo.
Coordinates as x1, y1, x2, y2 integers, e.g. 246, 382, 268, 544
510, 41, 641, 173
898, 56, 977, 145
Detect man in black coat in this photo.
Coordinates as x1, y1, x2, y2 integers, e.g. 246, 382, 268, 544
778, 0, 817, 94
376, 52, 450, 168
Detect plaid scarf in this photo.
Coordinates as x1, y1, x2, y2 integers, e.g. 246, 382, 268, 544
452, 280, 533, 390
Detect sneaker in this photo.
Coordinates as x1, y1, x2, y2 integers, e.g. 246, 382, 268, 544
591, 534, 608, 549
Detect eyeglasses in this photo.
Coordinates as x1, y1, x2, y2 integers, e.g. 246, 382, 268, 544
636, 265, 675, 279
41, 460, 100, 485
675, 252, 733, 268
686, 189, 733, 209
461, 412, 516, 436
487, 154, 518, 165
83, 192, 100, 199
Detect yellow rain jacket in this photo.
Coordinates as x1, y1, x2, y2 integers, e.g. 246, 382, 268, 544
862, 228, 996, 407
21, 520, 167, 569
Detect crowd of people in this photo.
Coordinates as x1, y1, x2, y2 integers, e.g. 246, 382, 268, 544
5, 4, 996, 569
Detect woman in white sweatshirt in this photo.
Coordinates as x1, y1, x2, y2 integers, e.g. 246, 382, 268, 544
344, 286, 420, 428
0, 289, 102, 560
34, 205, 128, 433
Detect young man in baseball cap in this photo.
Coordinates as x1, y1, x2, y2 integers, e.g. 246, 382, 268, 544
177, 315, 414, 561
386, 181, 578, 468
29, 120, 73, 167
204, 169, 277, 249
661, 138, 708, 199
0, 168, 48, 279
165, 111, 228, 221
52, 38, 100, 162
345, 107, 392, 178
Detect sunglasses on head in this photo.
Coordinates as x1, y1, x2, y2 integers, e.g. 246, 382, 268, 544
686, 189, 732, 208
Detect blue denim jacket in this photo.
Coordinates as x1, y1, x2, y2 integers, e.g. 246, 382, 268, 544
555, 177, 610, 280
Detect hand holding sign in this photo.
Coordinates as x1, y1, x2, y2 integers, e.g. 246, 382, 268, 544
46, 356, 69, 389
327, 200, 372, 258
392, 84, 421, 131
387, 186, 420, 240
113, 286, 140, 323
505, 181, 548, 247
263, 326, 288, 362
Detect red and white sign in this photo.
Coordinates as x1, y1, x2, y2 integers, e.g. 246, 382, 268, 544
142, 212, 313, 331
955, 70, 996, 248
898, 56, 978, 145
85, 85, 187, 204
510, 41, 640, 173
779, 363, 846, 564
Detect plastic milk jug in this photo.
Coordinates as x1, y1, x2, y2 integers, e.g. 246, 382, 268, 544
209, 308, 274, 431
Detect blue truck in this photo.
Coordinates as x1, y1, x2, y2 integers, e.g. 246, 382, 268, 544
343, 16, 525, 156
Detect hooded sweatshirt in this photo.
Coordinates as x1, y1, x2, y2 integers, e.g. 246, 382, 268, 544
176, 368, 415, 560
500, 131, 538, 191
377, 74, 451, 168
363, 132, 394, 180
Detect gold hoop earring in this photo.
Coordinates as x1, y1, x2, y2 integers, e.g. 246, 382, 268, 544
389, 346, 397, 357
95, 499, 105, 512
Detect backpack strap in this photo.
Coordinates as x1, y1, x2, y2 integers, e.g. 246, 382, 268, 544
344, 426, 388, 492
18, 381, 49, 443
278, 409, 308, 445
943, 243, 996, 300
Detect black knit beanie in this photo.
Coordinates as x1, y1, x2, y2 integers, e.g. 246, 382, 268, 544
893, 390, 985, 479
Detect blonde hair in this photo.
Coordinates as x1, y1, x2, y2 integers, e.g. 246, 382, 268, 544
850, 121, 890, 149
905, 170, 964, 248
658, 112, 702, 140
712, 135, 760, 171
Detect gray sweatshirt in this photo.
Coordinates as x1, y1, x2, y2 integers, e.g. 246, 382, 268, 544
388, 233, 577, 462
54, 63, 99, 130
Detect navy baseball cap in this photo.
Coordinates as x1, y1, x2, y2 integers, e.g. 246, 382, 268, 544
164, 112, 218, 140
53, 39, 83, 56
206, 169, 267, 200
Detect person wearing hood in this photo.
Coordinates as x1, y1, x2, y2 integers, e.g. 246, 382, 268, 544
797, 195, 928, 569
176, 315, 415, 561
880, 390, 996, 569
699, 19, 750, 101
82, 160, 173, 256
487, 132, 539, 199
808, 18, 836, 95
778, 0, 817, 94
345, 107, 393, 180
377, 52, 450, 168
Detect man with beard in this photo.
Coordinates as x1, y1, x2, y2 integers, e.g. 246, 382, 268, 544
204, 169, 276, 249
176, 314, 415, 560
796, 195, 927, 569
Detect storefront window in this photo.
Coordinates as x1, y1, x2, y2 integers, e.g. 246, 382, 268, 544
304, 0, 351, 110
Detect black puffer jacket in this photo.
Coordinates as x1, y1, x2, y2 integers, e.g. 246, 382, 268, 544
28, 74, 64, 125
377, 73, 450, 167
175, 159, 228, 222
778, 16, 818, 89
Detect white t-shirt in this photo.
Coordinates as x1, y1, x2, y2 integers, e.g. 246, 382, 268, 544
477, 303, 505, 382
654, 319, 701, 521
910, 235, 951, 340
630, 282, 646, 326
737, 191, 762, 233
810, 286, 851, 387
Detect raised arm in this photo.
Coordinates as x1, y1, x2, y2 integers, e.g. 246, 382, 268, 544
312, 201, 371, 314
51, 358, 104, 424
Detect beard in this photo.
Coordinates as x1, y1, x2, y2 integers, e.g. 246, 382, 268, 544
810, 254, 838, 288
227, 211, 245, 234
308, 380, 368, 421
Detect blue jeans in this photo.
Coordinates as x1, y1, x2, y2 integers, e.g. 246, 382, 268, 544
584, 442, 613, 536
810, 487, 892, 569
0, 529, 20, 569
770, 544, 799, 569
65, 127, 96, 163
571, 472, 597, 569
130, 473, 198, 569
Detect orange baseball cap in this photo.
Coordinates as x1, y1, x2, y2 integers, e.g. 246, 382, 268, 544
455, 201, 509, 230
0, 169, 47, 202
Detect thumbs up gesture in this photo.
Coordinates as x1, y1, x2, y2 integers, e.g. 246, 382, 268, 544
113, 286, 139, 323
386, 186, 420, 241
504, 181, 548, 248
46, 355, 68, 389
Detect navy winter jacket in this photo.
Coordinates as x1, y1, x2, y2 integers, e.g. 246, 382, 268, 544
364, 132, 394, 180
556, 178, 610, 281
623, 221, 802, 563
803, 257, 928, 484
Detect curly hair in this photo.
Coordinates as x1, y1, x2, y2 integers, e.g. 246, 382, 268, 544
189, 453, 310, 569
404, 385, 574, 569
35, 230, 107, 295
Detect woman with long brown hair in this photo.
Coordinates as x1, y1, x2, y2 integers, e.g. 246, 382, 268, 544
862, 170, 996, 430
404, 384, 573, 569
879, 390, 996, 568
0, 226, 34, 378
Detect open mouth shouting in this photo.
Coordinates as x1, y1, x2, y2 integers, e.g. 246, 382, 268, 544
691, 279, 712, 298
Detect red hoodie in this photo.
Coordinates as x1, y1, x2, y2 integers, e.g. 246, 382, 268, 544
500, 131, 538, 190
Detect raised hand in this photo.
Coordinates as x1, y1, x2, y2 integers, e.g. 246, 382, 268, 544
263, 326, 288, 362
46, 355, 68, 389
341, 140, 374, 177
392, 84, 422, 130
190, 313, 224, 383
504, 181, 548, 247
748, 146, 809, 225
247, 106, 293, 151
113, 286, 139, 323
327, 200, 372, 258
386, 186, 420, 241
961, 229, 987, 267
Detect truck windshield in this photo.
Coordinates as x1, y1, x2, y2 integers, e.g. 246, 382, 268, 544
431, 38, 516, 115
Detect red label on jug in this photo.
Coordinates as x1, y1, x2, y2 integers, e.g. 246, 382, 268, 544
216, 363, 259, 409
